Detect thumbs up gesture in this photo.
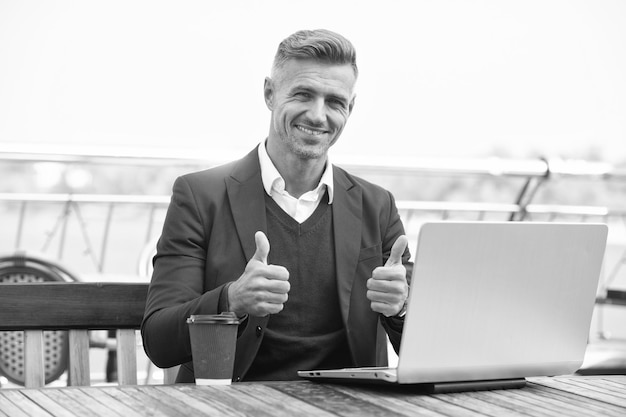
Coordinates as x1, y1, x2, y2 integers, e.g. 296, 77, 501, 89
367, 235, 409, 317
228, 231, 290, 317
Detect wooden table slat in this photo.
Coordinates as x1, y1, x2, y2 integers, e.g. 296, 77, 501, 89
125, 386, 202, 417
96, 387, 171, 417
152, 385, 257, 417
271, 381, 396, 417
27, 389, 86, 417
330, 384, 448, 417
231, 383, 339, 417
532, 377, 626, 408
0, 390, 44, 417
208, 384, 306, 417
6, 391, 54, 417
19, 389, 74, 417
436, 390, 533, 417
496, 388, 577, 417
153, 385, 238, 417
60, 388, 125, 417
468, 389, 559, 417
1, 376, 625, 416
522, 384, 626, 417
401, 391, 488, 417
502, 386, 598, 417
177, 384, 273, 417
563, 377, 626, 396
79, 388, 145, 417
599, 377, 626, 388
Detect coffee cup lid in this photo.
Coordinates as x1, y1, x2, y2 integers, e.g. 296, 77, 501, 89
186, 312, 240, 325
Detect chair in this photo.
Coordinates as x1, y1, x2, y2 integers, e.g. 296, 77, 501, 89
578, 289, 626, 375
0, 252, 79, 283
0, 252, 79, 386
0, 282, 148, 388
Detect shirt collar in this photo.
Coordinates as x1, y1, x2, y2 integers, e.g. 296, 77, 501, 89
258, 140, 334, 203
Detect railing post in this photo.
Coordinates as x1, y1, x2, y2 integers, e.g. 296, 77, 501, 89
14, 201, 27, 250
57, 200, 72, 261
145, 204, 156, 244
98, 203, 115, 273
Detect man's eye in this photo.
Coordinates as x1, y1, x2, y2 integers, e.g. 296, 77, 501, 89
329, 99, 347, 109
295, 92, 311, 98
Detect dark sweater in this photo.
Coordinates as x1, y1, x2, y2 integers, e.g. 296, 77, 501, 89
244, 192, 353, 381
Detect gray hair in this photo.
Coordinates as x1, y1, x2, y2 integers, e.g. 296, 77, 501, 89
271, 29, 358, 79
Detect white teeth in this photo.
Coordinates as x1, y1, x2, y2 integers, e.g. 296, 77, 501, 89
297, 125, 324, 135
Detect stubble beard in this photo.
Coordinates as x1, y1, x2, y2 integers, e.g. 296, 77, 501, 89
283, 131, 333, 161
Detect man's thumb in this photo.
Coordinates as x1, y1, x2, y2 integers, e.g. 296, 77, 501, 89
252, 231, 270, 264
385, 235, 408, 267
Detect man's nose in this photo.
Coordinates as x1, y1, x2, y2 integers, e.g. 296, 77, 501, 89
306, 98, 327, 123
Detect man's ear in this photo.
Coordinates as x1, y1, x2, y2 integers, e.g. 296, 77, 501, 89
348, 95, 356, 115
264, 77, 274, 110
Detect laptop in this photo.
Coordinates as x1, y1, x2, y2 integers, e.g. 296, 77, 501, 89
298, 221, 608, 391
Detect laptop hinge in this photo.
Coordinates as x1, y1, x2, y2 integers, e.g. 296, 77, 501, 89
421, 378, 527, 394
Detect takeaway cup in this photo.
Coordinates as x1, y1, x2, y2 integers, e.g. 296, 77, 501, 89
186, 313, 240, 385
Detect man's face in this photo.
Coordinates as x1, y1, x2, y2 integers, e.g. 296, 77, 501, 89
265, 59, 356, 161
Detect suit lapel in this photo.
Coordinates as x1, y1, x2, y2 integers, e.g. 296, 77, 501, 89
332, 167, 362, 325
226, 146, 267, 261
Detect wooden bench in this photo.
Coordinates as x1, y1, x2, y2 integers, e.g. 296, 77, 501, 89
0, 282, 148, 388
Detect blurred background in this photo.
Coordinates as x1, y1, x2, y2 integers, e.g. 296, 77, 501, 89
2, 0, 626, 162
1, 0, 625, 384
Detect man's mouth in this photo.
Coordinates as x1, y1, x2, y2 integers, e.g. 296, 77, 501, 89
295, 125, 326, 136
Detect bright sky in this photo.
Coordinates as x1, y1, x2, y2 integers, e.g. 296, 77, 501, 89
1, 0, 625, 162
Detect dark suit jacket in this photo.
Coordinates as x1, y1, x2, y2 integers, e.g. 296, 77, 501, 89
141, 146, 412, 382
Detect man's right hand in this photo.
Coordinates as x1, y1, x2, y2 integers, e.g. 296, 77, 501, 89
227, 231, 290, 317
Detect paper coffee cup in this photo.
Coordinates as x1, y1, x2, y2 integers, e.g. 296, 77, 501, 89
187, 313, 240, 385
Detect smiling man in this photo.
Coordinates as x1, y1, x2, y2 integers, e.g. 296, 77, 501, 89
142, 29, 413, 382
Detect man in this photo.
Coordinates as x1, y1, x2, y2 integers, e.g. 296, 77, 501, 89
141, 29, 412, 383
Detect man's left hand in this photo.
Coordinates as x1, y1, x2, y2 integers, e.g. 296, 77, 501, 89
367, 235, 409, 317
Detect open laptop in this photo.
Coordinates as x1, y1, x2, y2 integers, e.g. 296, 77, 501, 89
298, 221, 608, 392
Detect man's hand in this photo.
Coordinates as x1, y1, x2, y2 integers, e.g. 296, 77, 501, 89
228, 231, 290, 317
367, 235, 409, 317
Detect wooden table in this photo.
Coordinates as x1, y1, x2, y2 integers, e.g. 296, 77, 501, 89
1, 376, 625, 416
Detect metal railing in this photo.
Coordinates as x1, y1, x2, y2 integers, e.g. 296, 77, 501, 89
1, 146, 625, 281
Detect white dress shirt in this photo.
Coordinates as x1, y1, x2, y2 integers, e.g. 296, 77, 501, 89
258, 141, 334, 223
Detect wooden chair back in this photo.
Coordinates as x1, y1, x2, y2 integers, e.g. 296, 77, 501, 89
0, 282, 148, 388
0, 253, 79, 386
